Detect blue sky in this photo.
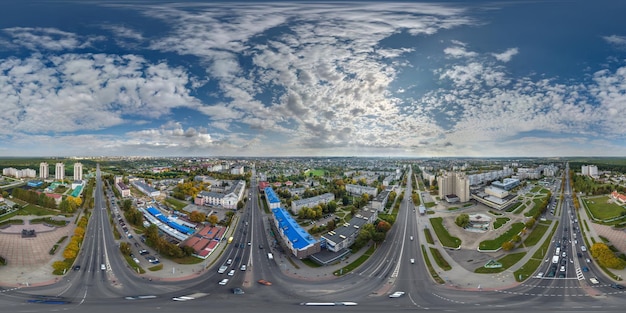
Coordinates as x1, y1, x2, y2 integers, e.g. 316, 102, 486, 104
0, 0, 625, 157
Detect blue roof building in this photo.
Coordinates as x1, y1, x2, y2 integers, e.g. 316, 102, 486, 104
264, 186, 281, 209
271, 207, 320, 258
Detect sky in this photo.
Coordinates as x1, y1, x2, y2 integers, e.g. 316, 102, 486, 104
0, 0, 625, 158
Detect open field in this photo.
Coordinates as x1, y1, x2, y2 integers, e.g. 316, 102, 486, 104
584, 196, 626, 220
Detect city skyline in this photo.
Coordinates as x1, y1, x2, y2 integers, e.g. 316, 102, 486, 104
1, 1, 625, 158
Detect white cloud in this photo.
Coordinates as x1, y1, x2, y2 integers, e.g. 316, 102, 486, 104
0, 53, 201, 134
491, 47, 519, 62
444, 46, 477, 58
603, 35, 626, 49
2, 27, 101, 51
101, 25, 144, 41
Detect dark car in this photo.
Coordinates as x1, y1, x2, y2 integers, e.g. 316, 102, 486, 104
582, 266, 589, 272
232, 287, 245, 295
258, 244, 264, 249
73, 265, 81, 271
610, 283, 624, 290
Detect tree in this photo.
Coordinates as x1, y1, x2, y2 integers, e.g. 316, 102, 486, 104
590, 242, 626, 269
207, 214, 219, 226
376, 220, 391, 233
501, 241, 515, 251
455, 214, 470, 228
512, 234, 521, 243
189, 210, 206, 223
119, 241, 131, 255
122, 199, 132, 211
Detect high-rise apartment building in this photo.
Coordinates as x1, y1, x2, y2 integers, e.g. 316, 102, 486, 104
39, 162, 49, 179
74, 162, 83, 181
581, 165, 598, 177
437, 171, 470, 203
55, 162, 65, 181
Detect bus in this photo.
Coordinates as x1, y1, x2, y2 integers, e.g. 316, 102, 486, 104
227, 236, 234, 244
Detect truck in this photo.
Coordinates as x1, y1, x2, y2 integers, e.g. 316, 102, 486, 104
268, 253, 274, 260
218, 265, 228, 274
552, 255, 560, 264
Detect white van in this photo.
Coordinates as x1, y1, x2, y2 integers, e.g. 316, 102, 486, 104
268, 253, 274, 260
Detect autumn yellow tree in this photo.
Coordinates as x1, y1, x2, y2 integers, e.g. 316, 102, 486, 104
189, 210, 206, 223
207, 214, 219, 226
590, 242, 626, 269
74, 227, 85, 238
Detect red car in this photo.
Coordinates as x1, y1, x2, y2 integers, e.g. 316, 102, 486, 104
257, 279, 272, 286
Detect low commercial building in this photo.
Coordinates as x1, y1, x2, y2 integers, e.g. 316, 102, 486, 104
132, 180, 160, 197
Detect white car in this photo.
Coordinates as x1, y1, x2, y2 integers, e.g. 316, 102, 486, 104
226, 258, 232, 265
410, 258, 415, 264
240, 264, 247, 271
537, 272, 544, 278
228, 269, 235, 276
410, 236, 413, 241
218, 278, 229, 286
389, 291, 405, 298
172, 296, 194, 301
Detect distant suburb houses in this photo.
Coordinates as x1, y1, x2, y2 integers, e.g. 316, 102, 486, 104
194, 180, 246, 209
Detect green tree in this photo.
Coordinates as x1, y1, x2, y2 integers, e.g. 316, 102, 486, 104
119, 241, 131, 255
455, 214, 470, 228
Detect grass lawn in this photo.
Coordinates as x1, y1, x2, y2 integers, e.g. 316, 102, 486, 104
523, 223, 550, 247
532, 221, 558, 259
530, 186, 541, 193
424, 202, 436, 208
421, 245, 445, 284
524, 198, 545, 217
493, 217, 510, 230
165, 197, 189, 211
334, 244, 375, 276
308, 169, 326, 177
430, 247, 451, 271
474, 252, 526, 273
506, 202, 522, 212
479, 222, 525, 250
513, 258, 542, 281
585, 196, 626, 220
429, 217, 461, 248
424, 228, 435, 244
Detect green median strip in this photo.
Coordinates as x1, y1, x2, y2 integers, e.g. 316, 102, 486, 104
421, 245, 445, 284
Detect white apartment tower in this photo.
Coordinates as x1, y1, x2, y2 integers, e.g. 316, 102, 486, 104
39, 162, 49, 179
74, 162, 83, 181
55, 162, 65, 181
437, 171, 470, 202
581, 165, 598, 177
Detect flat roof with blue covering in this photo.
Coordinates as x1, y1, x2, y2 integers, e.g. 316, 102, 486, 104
265, 187, 281, 204
272, 207, 317, 249
146, 207, 194, 235
71, 185, 83, 197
